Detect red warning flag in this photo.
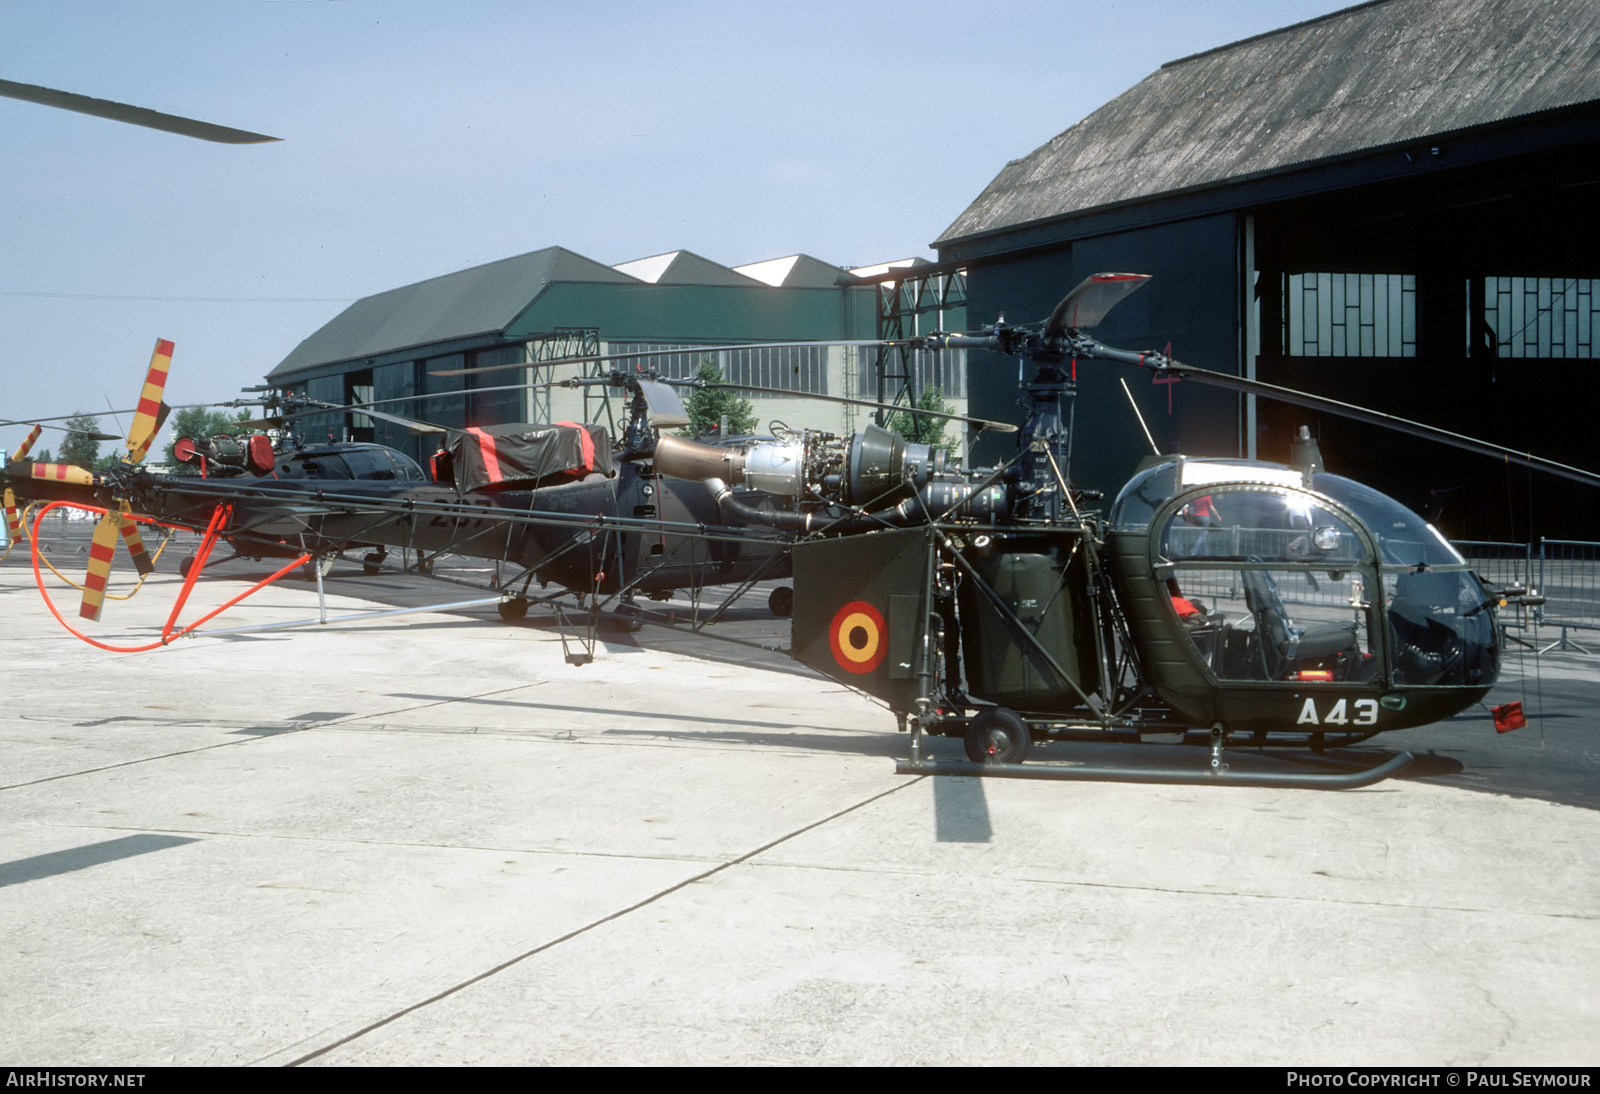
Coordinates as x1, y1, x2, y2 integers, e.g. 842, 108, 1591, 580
1492, 701, 1527, 733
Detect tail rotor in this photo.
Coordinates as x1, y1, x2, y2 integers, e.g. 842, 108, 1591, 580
2, 425, 44, 553
77, 339, 175, 620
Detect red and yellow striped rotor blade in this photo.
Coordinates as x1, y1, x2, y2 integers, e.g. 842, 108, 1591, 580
126, 338, 174, 464
80, 511, 122, 621
30, 462, 96, 486
116, 502, 153, 576
10, 424, 43, 461
3, 486, 22, 543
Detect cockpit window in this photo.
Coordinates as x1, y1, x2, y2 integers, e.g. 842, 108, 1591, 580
1159, 488, 1365, 565
1110, 462, 1179, 531
342, 447, 397, 480
1113, 459, 1305, 532
292, 453, 351, 479
270, 446, 425, 482
1384, 569, 1499, 685
1311, 473, 1463, 567
384, 450, 426, 481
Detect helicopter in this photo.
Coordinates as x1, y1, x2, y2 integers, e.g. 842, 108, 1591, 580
3, 348, 998, 642
640, 273, 1593, 788
8, 277, 1589, 786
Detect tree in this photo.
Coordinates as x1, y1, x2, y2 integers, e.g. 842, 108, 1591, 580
681, 358, 757, 438
886, 385, 957, 456
58, 413, 103, 470
162, 407, 252, 468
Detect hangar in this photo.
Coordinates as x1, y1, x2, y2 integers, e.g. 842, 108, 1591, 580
265, 246, 966, 467
933, 0, 1599, 539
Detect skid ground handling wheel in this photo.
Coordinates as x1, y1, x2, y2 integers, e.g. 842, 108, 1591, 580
963, 708, 1030, 764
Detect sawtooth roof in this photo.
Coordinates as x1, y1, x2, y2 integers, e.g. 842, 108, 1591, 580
936, 0, 1600, 246
731, 254, 849, 288
611, 250, 762, 286
269, 246, 639, 379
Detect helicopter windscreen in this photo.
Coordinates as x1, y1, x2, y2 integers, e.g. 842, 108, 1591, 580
1117, 462, 1498, 688
1308, 475, 1495, 686
1309, 473, 1462, 568
1152, 483, 1375, 683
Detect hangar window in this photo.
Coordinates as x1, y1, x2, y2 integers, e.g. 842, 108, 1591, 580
422, 355, 466, 429
468, 344, 528, 423
724, 343, 828, 395
1480, 277, 1595, 358
1283, 273, 1415, 357
858, 347, 966, 405
607, 342, 830, 397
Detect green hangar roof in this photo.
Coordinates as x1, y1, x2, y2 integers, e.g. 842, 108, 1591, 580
268, 247, 636, 381
267, 246, 868, 384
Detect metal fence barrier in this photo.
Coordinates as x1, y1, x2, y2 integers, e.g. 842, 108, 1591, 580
1459, 538, 1599, 655
1536, 539, 1600, 652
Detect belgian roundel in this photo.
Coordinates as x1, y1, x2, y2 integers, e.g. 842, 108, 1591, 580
829, 600, 887, 675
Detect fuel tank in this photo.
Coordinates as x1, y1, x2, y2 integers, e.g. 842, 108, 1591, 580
957, 531, 1100, 713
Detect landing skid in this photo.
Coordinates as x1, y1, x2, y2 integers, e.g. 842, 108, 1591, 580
897, 747, 1415, 790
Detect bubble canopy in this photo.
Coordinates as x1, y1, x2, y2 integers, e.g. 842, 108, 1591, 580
1110, 459, 1463, 569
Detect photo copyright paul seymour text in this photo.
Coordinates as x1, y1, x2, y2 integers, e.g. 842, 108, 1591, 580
1287, 1075, 1592, 1088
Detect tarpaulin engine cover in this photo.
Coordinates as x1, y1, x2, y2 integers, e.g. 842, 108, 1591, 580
449, 422, 613, 491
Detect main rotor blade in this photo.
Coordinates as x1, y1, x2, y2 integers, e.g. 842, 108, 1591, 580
0, 79, 281, 144
430, 339, 919, 379
697, 382, 1018, 434
335, 376, 1017, 434
1043, 273, 1152, 340
1085, 342, 1600, 491
281, 399, 447, 434
635, 379, 690, 429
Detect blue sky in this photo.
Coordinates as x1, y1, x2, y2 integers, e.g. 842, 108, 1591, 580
1, 0, 1352, 456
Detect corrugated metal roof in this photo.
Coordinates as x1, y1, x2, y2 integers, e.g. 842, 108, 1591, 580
936, 0, 1600, 245
268, 246, 639, 379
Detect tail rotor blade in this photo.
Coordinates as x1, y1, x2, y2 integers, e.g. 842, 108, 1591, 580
3, 486, 22, 544
126, 339, 175, 464
10, 424, 43, 461
80, 511, 122, 621
117, 503, 154, 577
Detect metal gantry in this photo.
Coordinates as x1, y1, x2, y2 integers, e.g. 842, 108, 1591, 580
855, 265, 968, 424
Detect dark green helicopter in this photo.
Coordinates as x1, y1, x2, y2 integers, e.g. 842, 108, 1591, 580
9, 278, 1591, 786
649, 274, 1592, 788
5, 365, 807, 639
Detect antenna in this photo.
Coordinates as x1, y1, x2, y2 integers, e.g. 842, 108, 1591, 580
1119, 378, 1159, 455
